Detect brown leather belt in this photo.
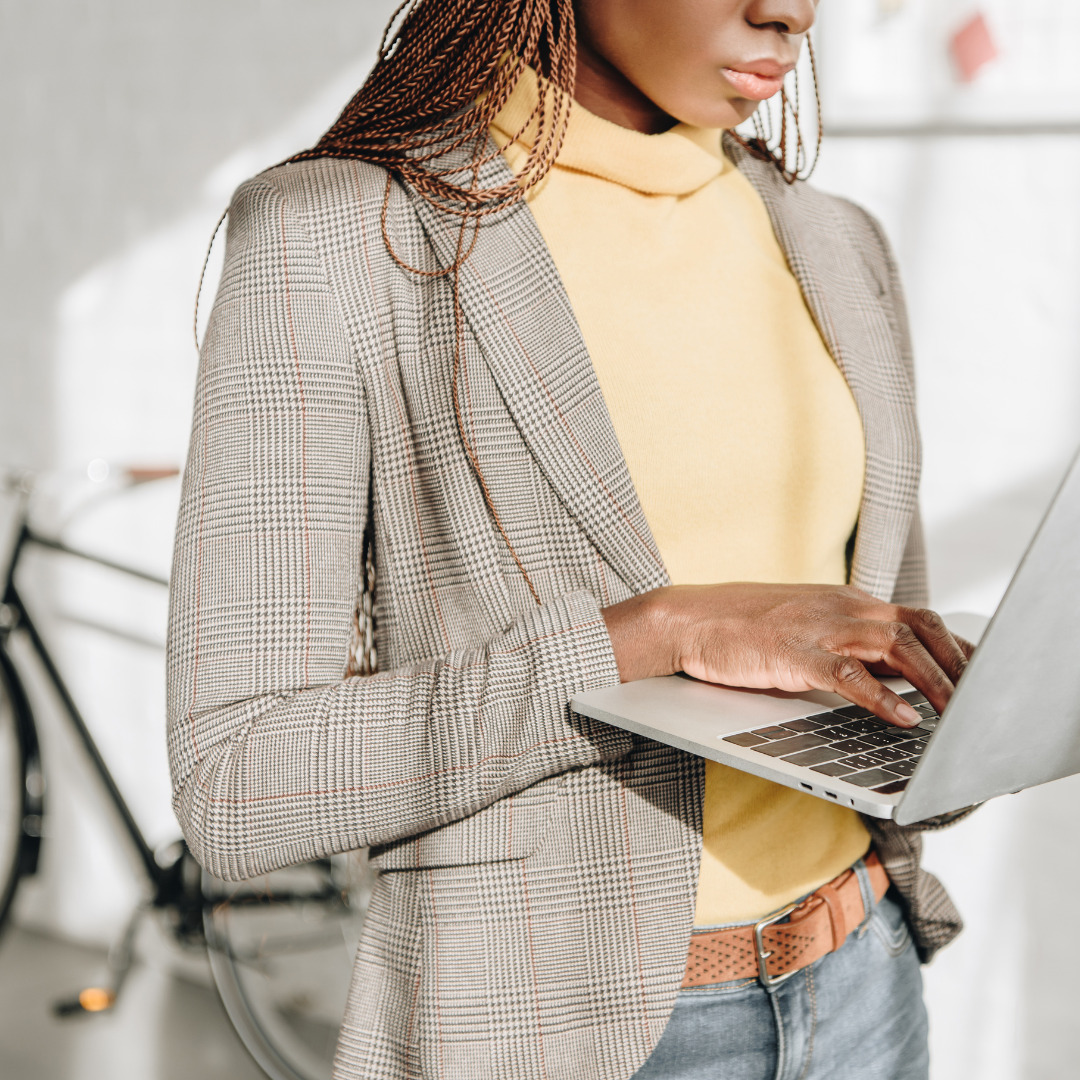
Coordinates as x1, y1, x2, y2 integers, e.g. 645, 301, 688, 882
683, 851, 890, 989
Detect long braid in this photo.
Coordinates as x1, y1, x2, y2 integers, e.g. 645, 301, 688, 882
304, 0, 577, 663
294, 1, 821, 673
291, 0, 576, 215
729, 35, 823, 185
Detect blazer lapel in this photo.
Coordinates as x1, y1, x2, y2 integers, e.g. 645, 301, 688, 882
406, 160, 669, 599
725, 138, 920, 601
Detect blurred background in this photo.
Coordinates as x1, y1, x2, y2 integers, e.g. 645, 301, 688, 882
1, 1, 1078, 1077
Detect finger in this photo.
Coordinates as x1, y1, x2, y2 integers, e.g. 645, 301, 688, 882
841, 619, 955, 716
954, 635, 976, 661
805, 651, 922, 728
865, 659, 901, 677
896, 607, 970, 685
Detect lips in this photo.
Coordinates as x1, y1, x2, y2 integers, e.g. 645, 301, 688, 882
722, 61, 795, 101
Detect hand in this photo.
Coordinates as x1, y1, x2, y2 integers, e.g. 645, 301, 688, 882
601, 583, 974, 728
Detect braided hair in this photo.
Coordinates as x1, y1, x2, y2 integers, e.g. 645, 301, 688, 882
291, 0, 577, 218
293, 1, 579, 637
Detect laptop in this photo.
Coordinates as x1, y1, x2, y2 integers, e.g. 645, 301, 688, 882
572, 448, 1080, 826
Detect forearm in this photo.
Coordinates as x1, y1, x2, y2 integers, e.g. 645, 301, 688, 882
170, 589, 629, 881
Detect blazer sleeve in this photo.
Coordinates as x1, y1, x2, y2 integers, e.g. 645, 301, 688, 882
844, 199, 930, 609
166, 175, 628, 883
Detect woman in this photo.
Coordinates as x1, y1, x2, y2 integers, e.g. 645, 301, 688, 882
168, 1, 972, 1077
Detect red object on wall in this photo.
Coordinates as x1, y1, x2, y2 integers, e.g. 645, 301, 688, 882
949, 11, 999, 83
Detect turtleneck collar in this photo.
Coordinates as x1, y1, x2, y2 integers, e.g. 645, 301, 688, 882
490, 65, 730, 197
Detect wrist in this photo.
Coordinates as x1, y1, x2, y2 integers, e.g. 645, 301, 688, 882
601, 587, 682, 683
651, 585, 688, 675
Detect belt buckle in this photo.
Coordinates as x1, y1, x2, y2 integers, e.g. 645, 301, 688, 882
753, 901, 801, 989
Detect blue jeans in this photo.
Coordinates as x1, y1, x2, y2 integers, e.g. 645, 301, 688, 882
633, 868, 929, 1080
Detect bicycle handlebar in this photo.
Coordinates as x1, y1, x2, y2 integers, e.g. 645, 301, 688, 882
121, 466, 181, 484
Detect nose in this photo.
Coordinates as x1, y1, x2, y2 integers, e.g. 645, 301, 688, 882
745, 0, 817, 38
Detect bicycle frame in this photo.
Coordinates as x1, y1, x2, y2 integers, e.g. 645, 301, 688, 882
0, 647, 43, 887
0, 515, 182, 908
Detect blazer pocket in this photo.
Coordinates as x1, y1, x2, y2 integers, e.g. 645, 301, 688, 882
369, 771, 567, 870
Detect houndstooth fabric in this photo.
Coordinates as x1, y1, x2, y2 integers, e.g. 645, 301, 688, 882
167, 137, 962, 1080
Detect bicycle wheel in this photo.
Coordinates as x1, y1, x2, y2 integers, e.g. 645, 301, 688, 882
0, 655, 31, 934
203, 850, 376, 1080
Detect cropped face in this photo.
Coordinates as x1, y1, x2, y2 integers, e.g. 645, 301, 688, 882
574, 0, 818, 130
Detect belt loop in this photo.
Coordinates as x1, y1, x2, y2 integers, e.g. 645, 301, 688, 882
853, 857, 876, 938
816, 882, 847, 951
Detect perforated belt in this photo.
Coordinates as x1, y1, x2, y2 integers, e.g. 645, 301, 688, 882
683, 850, 890, 989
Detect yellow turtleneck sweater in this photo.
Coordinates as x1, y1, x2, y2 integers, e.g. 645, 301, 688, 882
492, 73, 871, 926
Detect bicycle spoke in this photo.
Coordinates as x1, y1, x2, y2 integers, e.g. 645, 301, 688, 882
202, 855, 377, 1080
206, 887, 347, 909
207, 924, 357, 964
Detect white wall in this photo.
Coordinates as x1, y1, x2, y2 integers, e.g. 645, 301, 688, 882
4, 2, 1079, 1076
812, 5, 1080, 1077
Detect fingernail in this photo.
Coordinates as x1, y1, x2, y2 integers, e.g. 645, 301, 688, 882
895, 702, 921, 726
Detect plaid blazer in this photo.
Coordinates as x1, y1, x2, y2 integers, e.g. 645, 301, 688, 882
167, 136, 962, 1080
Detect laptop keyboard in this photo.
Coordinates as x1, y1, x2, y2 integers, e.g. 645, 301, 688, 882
721, 691, 937, 796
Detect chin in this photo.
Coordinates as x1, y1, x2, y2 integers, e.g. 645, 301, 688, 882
725, 99, 765, 127
675, 97, 757, 131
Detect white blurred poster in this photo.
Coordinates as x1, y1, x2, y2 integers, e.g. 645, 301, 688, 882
816, 0, 1080, 128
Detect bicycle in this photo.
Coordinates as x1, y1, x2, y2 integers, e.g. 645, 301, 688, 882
0, 464, 375, 1080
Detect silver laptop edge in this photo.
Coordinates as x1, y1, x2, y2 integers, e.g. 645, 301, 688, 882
895, 447, 1080, 824
571, 673, 919, 818
572, 447, 1080, 825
